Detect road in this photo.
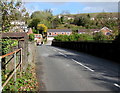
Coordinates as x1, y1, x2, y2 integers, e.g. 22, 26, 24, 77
35, 44, 120, 92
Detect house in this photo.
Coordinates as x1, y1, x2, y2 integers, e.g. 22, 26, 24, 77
90, 17, 95, 20
47, 29, 72, 36
34, 34, 43, 41
10, 20, 28, 32
47, 29, 72, 41
78, 27, 112, 35
98, 27, 113, 35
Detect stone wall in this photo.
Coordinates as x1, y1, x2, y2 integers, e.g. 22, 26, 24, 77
28, 41, 36, 65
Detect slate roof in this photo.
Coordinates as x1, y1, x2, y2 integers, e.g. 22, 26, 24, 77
48, 29, 72, 32
100, 27, 112, 32
1, 32, 28, 39
78, 29, 99, 33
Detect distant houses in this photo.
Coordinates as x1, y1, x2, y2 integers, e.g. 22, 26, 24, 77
78, 29, 99, 34
47, 29, 72, 41
47, 27, 112, 41
78, 27, 112, 36
10, 20, 28, 32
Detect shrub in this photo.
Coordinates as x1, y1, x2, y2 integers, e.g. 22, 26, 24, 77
29, 34, 35, 41
93, 32, 108, 41
78, 34, 94, 41
54, 33, 94, 42
54, 35, 69, 41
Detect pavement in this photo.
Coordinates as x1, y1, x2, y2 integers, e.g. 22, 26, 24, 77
35, 43, 120, 92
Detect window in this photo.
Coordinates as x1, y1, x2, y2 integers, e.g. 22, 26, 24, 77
106, 32, 111, 35
67, 33, 70, 35
49, 33, 51, 35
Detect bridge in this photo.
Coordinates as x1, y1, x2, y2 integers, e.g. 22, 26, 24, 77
35, 42, 120, 91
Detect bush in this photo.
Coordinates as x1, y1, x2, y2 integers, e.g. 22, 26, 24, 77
68, 34, 80, 41
93, 32, 108, 41
54, 33, 94, 42
54, 35, 69, 41
29, 34, 35, 41
78, 34, 94, 41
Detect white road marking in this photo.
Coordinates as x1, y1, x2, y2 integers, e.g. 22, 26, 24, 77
71, 59, 94, 72
114, 83, 120, 88
58, 52, 67, 57
53, 49, 57, 52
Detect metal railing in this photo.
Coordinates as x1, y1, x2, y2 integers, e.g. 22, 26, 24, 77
0, 48, 22, 92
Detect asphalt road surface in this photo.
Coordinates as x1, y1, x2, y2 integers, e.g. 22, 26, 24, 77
35, 44, 120, 92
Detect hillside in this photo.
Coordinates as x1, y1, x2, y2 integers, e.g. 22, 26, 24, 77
60, 12, 118, 18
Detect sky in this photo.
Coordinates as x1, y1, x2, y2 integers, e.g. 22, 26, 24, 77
24, 2, 118, 15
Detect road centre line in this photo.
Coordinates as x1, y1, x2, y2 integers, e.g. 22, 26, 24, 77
54, 48, 94, 72
114, 83, 120, 88
57, 50, 94, 72
58, 52, 67, 57
71, 59, 94, 72
53, 48, 120, 89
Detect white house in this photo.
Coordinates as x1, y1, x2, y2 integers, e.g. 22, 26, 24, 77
10, 20, 28, 32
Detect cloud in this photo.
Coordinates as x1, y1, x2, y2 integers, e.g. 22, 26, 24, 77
80, 2, 118, 13
50, 8, 58, 11
82, 7, 103, 13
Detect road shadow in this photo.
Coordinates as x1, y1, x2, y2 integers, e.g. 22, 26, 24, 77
49, 46, 120, 91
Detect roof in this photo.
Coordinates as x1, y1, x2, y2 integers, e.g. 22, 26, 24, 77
100, 27, 112, 32
1, 32, 28, 39
48, 29, 72, 32
27, 28, 33, 35
78, 29, 99, 33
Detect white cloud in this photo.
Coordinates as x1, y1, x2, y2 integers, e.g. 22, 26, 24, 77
82, 7, 104, 13
80, 2, 118, 13
50, 8, 58, 12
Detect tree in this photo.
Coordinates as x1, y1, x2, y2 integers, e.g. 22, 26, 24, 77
37, 24, 47, 33
0, 1, 28, 32
87, 14, 90, 18
30, 10, 53, 29
73, 16, 90, 27
29, 33, 35, 41
52, 17, 61, 28
37, 24, 48, 40
93, 32, 108, 41
28, 18, 41, 29
37, 24, 48, 41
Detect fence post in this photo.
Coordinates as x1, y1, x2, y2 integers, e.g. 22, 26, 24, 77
20, 48, 22, 77
0, 57, 3, 93
14, 52, 16, 90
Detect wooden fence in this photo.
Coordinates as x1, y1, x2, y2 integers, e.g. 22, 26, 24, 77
0, 48, 22, 92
